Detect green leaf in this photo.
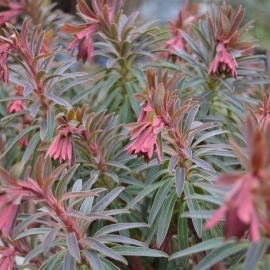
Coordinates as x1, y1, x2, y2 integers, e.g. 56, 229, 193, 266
111, 246, 169, 258
63, 250, 76, 270
0, 125, 38, 159
194, 241, 249, 270
178, 202, 188, 263
67, 232, 81, 263
82, 249, 104, 270
105, 161, 131, 172
242, 239, 269, 270
44, 94, 72, 110
126, 83, 141, 116
175, 167, 185, 197
125, 181, 164, 210
100, 258, 120, 270
47, 110, 55, 142
185, 195, 223, 206
43, 250, 65, 270
170, 237, 231, 260
43, 227, 61, 256
80, 238, 127, 265
149, 179, 174, 225
96, 235, 147, 247
91, 187, 124, 212
94, 223, 149, 237
40, 120, 47, 141
184, 182, 202, 238
21, 133, 40, 163
183, 77, 205, 89
157, 191, 177, 248
191, 23, 211, 50
14, 228, 51, 240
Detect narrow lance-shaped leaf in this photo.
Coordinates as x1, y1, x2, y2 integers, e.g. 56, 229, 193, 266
175, 167, 185, 197
82, 249, 104, 270
67, 232, 81, 263
148, 179, 174, 226
184, 182, 202, 238
91, 187, 124, 212
21, 133, 40, 163
157, 191, 177, 248
0, 125, 38, 159
242, 239, 269, 270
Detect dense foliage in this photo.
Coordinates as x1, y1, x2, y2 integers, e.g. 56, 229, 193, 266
0, 0, 269, 269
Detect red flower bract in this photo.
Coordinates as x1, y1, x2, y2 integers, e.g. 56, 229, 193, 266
126, 104, 163, 163
0, 247, 15, 270
204, 173, 260, 241
208, 42, 238, 79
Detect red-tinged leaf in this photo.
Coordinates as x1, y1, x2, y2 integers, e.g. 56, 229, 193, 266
10, 162, 24, 181
250, 129, 265, 174
229, 139, 249, 170
154, 83, 165, 116
67, 232, 81, 263
55, 164, 80, 202
43, 164, 68, 201
35, 154, 44, 188
229, 9, 245, 36
77, 0, 97, 19
0, 167, 12, 185
220, 12, 230, 38
217, 173, 243, 186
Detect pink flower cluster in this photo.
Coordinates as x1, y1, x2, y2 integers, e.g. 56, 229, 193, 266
126, 104, 163, 163
45, 109, 86, 166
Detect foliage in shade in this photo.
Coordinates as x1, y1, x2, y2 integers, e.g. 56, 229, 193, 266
0, 0, 270, 269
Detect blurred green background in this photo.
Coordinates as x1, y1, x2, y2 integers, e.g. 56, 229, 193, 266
52, 0, 270, 49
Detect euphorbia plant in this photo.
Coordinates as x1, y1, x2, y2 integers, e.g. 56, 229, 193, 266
1, 0, 270, 269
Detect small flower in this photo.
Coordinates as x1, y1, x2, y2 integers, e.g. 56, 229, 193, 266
0, 247, 16, 270
208, 42, 238, 78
